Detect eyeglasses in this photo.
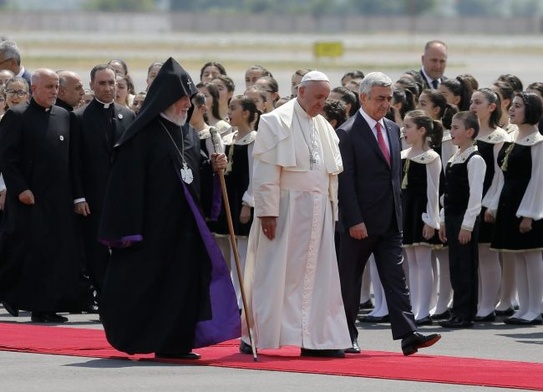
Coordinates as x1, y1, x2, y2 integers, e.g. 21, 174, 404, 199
6, 89, 28, 98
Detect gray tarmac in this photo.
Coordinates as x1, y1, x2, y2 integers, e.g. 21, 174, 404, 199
1, 306, 541, 392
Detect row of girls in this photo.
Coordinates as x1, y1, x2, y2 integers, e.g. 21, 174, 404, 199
397, 72, 543, 326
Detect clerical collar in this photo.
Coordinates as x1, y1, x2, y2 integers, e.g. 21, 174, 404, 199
95, 98, 115, 109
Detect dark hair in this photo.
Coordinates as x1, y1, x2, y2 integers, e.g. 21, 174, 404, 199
392, 85, 417, 119
491, 80, 515, 110
453, 111, 480, 139
458, 73, 479, 90
440, 75, 474, 111
527, 82, 543, 98
188, 92, 206, 124
212, 74, 235, 93
294, 67, 313, 77
257, 76, 279, 103
246, 64, 272, 78
322, 99, 348, 129
420, 89, 458, 129
108, 58, 129, 76
147, 62, 163, 75
331, 86, 358, 117
199, 61, 227, 81
341, 70, 365, 85
231, 94, 260, 129
474, 88, 502, 129
117, 73, 135, 95
200, 82, 221, 122
497, 73, 523, 94
404, 109, 443, 149
90, 64, 116, 82
516, 91, 543, 125
5, 76, 29, 93
401, 70, 425, 98
244, 85, 267, 105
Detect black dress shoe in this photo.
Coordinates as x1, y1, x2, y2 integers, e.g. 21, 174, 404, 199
415, 316, 433, 326
474, 312, 496, 322
359, 300, 374, 310
239, 340, 256, 355
300, 348, 345, 358
504, 316, 543, 325
495, 307, 515, 316
344, 340, 361, 354
155, 351, 201, 360
430, 309, 451, 320
439, 316, 473, 329
31, 312, 68, 323
401, 332, 441, 356
359, 314, 390, 323
3, 302, 19, 317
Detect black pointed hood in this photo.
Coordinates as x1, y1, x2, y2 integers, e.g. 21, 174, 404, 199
115, 57, 198, 146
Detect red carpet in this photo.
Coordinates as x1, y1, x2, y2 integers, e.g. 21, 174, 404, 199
1, 322, 543, 390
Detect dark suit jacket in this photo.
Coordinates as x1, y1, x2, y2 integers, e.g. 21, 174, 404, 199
70, 100, 135, 212
337, 111, 402, 236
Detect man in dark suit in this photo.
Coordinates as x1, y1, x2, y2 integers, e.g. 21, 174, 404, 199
56, 70, 85, 111
0, 40, 31, 86
336, 72, 441, 356
419, 40, 448, 90
70, 64, 135, 306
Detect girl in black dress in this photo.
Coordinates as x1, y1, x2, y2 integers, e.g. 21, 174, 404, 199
401, 110, 443, 325
488, 92, 543, 325
470, 88, 510, 321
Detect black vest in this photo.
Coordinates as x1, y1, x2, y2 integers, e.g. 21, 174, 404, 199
444, 151, 480, 215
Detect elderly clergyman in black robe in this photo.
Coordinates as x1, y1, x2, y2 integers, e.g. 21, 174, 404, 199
98, 57, 240, 359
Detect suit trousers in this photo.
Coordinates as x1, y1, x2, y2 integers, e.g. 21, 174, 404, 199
338, 227, 416, 340
445, 213, 480, 321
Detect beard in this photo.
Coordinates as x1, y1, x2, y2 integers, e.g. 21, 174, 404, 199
161, 111, 187, 126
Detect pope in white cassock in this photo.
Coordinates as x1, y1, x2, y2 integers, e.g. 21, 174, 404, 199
240, 71, 351, 358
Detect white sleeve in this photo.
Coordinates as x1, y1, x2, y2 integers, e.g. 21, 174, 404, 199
462, 155, 486, 231
482, 141, 505, 208
0, 173, 6, 193
253, 158, 281, 218
242, 143, 255, 207
517, 142, 543, 220
422, 157, 441, 230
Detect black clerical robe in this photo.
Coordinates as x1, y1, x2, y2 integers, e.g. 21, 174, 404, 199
0, 99, 93, 311
98, 118, 239, 354
70, 99, 135, 297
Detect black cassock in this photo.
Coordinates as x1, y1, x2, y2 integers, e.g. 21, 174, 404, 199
98, 118, 239, 355
0, 100, 93, 311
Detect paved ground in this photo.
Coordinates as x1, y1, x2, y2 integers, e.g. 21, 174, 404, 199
1, 306, 541, 392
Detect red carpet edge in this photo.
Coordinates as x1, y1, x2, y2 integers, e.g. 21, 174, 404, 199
1, 322, 542, 391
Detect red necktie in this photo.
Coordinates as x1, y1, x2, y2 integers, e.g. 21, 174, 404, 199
376, 122, 390, 166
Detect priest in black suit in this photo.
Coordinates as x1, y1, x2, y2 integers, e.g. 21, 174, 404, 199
56, 70, 85, 111
70, 64, 135, 305
0, 68, 93, 322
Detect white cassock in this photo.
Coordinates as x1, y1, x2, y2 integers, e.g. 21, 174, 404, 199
241, 99, 351, 350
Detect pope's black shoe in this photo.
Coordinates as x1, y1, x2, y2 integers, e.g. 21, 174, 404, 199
401, 332, 441, 356
344, 340, 361, 354
155, 351, 201, 360
300, 348, 345, 358
239, 340, 256, 355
